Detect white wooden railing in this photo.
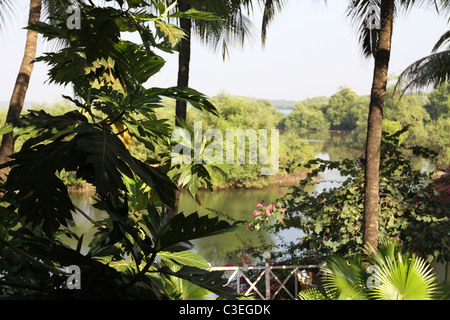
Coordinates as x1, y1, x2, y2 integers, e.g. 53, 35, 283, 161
211, 263, 321, 300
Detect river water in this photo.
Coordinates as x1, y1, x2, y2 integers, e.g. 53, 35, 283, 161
68, 131, 363, 266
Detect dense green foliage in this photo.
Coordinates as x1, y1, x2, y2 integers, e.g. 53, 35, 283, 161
188, 93, 315, 187
0, 1, 241, 299
6, 79, 449, 187
282, 82, 450, 168
281, 87, 368, 131
0, 0, 448, 301
129, 92, 316, 188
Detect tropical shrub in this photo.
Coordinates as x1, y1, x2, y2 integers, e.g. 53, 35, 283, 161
284, 102, 329, 131
299, 239, 448, 300
246, 127, 450, 265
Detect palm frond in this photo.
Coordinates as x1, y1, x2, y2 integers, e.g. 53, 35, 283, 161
260, 0, 285, 45
194, 13, 256, 59
346, 0, 447, 58
189, 0, 257, 59
393, 0, 450, 94
41, 0, 77, 19
40, 0, 80, 51
322, 255, 369, 300
433, 29, 450, 52
369, 251, 438, 300
316, 239, 440, 300
0, 0, 17, 34
346, 0, 382, 58
395, 49, 450, 93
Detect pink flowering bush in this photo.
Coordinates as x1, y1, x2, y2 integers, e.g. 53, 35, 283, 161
248, 200, 288, 231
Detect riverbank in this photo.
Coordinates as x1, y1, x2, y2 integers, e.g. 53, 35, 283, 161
212, 170, 309, 190
67, 183, 95, 194
67, 170, 310, 194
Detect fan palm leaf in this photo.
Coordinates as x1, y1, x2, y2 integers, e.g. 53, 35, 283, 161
367, 245, 438, 300
303, 239, 440, 300
322, 254, 369, 300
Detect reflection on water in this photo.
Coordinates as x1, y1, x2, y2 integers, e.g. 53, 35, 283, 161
69, 185, 290, 265
179, 186, 290, 266
67, 131, 363, 265
62, 194, 107, 254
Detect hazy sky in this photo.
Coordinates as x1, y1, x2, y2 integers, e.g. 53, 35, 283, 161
0, 1, 448, 105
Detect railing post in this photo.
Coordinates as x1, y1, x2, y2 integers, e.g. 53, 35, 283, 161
262, 251, 271, 300
265, 261, 270, 300
211, 263, 321, 300
236, 269, 241, 294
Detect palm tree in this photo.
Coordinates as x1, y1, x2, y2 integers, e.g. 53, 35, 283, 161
347, 0, 449, 250
0, 0, 74, 180
349, 0, 396, 251
165, 0, 257, 216
220, 0, 447, 251
174, 0, 256, 125
175, 0, 190, 125
0, 0, 42, 180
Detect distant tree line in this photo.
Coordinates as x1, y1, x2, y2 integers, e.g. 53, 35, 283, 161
279, 81, 450, 166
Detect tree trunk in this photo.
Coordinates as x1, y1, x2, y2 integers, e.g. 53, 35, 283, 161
167, 0, 192, 218
0, 0, 42, 180
175, 0, 191, 126
363, 0, 395, 250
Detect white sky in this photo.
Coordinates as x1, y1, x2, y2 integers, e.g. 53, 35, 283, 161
0, 1, 448, 104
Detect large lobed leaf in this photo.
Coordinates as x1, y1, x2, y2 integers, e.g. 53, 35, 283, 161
1, 117, 177, 236
155, 211, 238, 252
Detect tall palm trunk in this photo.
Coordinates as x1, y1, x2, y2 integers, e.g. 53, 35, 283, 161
167, 0, 191, 217
175, 0, 191, 126
0, 0, 42, 180
363, 0, 395, 250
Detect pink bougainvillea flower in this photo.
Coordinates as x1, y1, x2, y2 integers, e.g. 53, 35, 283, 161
252, 210, 261, 216
278, 188, 284, 194
356, 159, 363, 167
